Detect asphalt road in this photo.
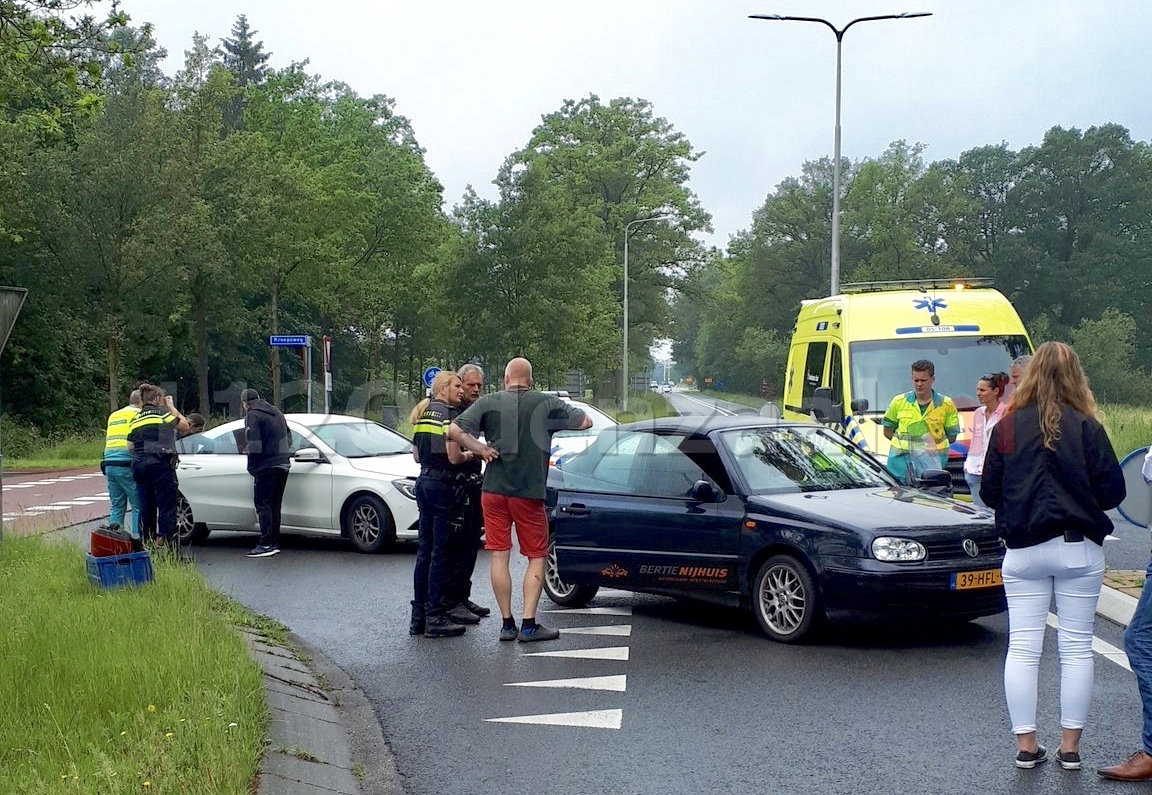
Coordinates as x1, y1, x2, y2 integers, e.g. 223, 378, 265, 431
18, 427, 1152, 794
179, 531, 1146, 795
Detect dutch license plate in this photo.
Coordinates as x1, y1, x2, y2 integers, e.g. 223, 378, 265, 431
951, 568, 1003, 590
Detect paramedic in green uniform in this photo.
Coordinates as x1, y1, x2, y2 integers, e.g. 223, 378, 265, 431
882, 359, 960, 484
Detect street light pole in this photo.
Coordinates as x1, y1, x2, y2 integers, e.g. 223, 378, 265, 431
749, 12, 931, 295
622, 214, 672, 413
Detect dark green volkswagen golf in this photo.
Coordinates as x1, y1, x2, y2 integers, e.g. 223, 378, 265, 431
544, 416, 1006, 643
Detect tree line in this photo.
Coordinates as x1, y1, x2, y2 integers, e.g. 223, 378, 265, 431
679, 133, 1152, 403
1, 2, 1149, 440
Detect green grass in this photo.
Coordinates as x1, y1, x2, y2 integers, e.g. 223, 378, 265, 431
0, 535, 269, 794
1100, 403, 1152, 461
6, 435, 104, 470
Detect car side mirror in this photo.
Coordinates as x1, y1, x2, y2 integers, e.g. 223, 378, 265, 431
294, 447, 323, 463
689, 480, 722, 502
851, 398, 869, 414
917, 468, 953, 497
811, 387, 841, 423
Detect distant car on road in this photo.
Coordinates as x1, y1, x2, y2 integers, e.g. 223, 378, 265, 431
661, 383, 672, 393
174, 414, 419, 553
544, 415, 1004, 643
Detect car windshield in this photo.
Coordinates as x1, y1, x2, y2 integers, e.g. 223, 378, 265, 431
553, 401, 616, 437
849, 335, 1031, 412
306, 419, 412, 458
721, 426, 895, 494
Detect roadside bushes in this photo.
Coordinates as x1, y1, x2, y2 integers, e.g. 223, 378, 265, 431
0, 414, 43, 459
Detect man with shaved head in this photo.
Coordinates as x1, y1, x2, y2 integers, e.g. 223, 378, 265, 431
449, 357, 592, 642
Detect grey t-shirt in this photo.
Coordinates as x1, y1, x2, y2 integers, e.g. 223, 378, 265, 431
454, 389, 587, 500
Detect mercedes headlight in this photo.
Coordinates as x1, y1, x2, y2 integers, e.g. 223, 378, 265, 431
392, 479, 417, 500
872, 537, 926, 562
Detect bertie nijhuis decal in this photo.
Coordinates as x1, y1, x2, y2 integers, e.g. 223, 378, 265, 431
637, 564, 730, 586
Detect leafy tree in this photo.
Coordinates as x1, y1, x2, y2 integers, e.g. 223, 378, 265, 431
156, 33, 236, 414
0, 0, 141, 138
457, 94, 711, 393
1071, 309, 1150, 404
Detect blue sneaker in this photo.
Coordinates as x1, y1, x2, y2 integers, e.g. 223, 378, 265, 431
517, 624, 560, 643
246, 545, 280, 558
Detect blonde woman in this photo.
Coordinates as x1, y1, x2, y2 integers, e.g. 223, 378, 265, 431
982, 342, 1125, 770
408, 371, 474, 639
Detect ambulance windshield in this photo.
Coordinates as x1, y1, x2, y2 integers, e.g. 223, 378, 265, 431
849, 335, 1031, 414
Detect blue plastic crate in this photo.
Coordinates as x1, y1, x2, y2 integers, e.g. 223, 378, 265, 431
86, 551, 154, 589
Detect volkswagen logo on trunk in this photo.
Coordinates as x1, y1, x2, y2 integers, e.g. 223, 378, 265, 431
963, 539, 980, 558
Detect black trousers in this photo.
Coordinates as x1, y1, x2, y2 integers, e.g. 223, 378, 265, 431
132, 458, 179, 541
253, 467, 289, 548
446, 483, 484, 605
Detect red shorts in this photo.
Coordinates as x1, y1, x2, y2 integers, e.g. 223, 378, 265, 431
481, 493, 548, 559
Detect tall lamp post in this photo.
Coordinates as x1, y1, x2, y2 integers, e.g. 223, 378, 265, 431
622, 214, 671, 412
749, 12, 931, 295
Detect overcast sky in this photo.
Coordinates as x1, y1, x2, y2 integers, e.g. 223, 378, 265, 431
121, 0, 1152, 248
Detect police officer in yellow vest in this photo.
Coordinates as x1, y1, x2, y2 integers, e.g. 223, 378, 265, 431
127, 384, 190, 544
102, 388, 143, 539
882, 359, 960, 484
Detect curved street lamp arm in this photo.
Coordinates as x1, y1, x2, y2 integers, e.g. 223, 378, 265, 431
750, 12, 932, 40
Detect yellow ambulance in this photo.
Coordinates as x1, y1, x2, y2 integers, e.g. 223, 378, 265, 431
781, 278, 1032, 489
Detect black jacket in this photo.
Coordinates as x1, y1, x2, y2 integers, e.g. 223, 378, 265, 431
981, 404, 1125, 548
244, 400, 292, 476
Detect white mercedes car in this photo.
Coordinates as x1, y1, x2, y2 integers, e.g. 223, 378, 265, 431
174, 414, 419, 553
549, 399, 617, 468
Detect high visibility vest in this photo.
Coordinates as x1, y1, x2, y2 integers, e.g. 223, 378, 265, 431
882, 391, 959, 455
103, 405, 140, 460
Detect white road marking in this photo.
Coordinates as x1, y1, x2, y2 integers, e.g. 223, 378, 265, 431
485, 709, 622, 729
51, 500, 99, 506
561, 625, 632, 636
506, 675, 627, 692
522, 646, 629, 661
1046, 612, 1131, 672
23, 505, 71, 512
544, 606, 632, 616
673, 392, 739, 416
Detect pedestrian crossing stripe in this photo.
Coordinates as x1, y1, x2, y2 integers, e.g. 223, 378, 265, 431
485, 709, 622, 729
560, 625, 632, 636
521, 646, 629, 660
543, 606, 632, 616
506, 675, 626, 692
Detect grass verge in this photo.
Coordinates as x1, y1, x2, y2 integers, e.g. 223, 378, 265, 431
1100, 403, 1152, 460
6, 435, 104, 471
0, 534, 269, 794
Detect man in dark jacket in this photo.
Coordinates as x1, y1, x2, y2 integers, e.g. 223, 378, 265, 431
241, 388, 292, 558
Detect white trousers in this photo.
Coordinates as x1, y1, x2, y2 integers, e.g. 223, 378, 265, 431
1002, 535, 1105, 734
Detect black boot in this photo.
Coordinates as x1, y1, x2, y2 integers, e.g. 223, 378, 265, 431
409, 604, 426, 636
463, 599, 491, 617
446, 603, 481, 625
424, 616, 466, 638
